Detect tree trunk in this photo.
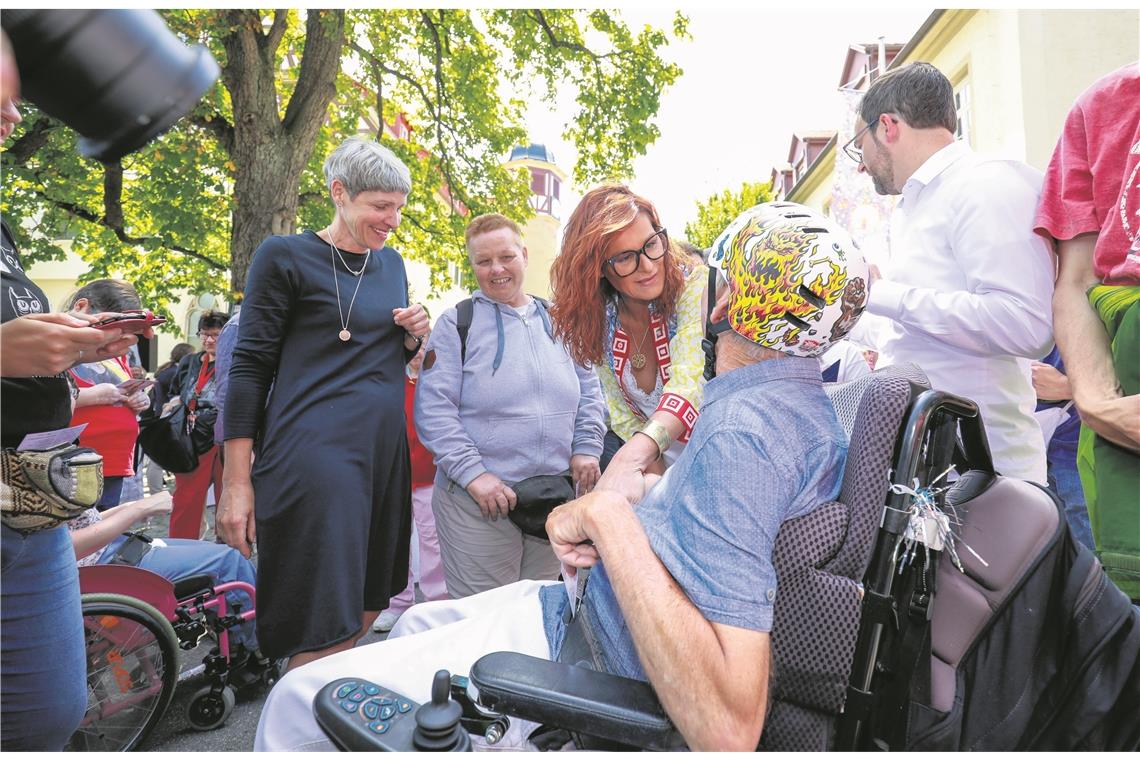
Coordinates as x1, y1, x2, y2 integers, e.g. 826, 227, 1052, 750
222, 10, 345, 294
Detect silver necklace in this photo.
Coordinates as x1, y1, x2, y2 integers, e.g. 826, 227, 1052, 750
331, 239, 367, 276
326, 233, 371, 342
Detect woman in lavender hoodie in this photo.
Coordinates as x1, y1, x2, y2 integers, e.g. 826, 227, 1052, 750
415, 213, 605, 598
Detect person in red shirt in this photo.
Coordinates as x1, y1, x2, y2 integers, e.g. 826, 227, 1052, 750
1034, 61, 1140, 601
372, 341, 449, 632
1034, 61, 1140, 449
65, 280, 153, 509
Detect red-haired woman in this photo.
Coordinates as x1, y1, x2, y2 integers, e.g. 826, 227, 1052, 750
549, 183, 707, 489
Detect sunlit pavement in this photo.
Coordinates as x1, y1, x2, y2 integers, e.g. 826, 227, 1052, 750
137, 502, 391, 751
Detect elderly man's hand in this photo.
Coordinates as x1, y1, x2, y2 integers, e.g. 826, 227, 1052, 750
546, 490, 637, 569
594, 456, 658, 506
546, 497, 600, 569
466, 472, 517, 521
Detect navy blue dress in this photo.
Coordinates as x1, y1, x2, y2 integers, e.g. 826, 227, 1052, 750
226, 230, 412, 659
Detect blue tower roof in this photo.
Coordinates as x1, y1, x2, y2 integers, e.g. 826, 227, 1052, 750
509, 143, 556, 165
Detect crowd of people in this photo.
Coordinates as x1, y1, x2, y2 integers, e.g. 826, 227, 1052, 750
2, 26, 1137, 753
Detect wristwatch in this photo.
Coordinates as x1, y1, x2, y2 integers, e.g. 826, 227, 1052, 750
637, 419, 672, 460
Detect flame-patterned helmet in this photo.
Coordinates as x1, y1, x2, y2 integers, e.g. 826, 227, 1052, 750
707, 202, 868, 358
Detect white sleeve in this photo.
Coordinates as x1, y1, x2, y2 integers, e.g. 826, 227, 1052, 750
866, 163, 1055, 360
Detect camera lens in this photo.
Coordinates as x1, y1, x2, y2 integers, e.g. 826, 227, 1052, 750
2, 9, 220, 162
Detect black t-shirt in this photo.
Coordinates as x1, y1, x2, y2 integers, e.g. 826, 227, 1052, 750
1, 221, 72, 448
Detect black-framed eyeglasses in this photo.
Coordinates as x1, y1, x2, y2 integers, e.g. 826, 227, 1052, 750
197, 331, 221, 341
843, 122, 874, 164
605, 228, 669, 278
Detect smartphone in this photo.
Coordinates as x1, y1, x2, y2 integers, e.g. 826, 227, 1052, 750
117, 378, 156, 395
92, 309, 166, 333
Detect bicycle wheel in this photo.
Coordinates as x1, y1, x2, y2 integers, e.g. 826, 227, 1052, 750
66, 593, 180, 752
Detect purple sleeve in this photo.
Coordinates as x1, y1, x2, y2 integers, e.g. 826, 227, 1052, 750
212, 315, 239, 444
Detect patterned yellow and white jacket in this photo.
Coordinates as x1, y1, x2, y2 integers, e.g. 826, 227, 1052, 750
598, 264, 708, 447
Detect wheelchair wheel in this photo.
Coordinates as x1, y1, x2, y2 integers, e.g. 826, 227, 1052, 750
66, 593, 180, 752
186, 684, 235, 731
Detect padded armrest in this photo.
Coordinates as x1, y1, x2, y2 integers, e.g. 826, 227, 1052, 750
469, 652, 684, 751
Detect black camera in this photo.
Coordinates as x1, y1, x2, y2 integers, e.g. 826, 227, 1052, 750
1, 9, 219, 162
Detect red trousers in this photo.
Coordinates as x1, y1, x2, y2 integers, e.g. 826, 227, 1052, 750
170, 444, 223, 539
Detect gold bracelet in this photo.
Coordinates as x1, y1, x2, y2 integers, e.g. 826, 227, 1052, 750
637, 419, 672, 460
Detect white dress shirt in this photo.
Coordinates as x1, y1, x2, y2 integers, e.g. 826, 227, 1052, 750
863, 140, 1054, 483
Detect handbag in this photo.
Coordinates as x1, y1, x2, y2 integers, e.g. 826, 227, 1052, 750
1, 444, 104, 534
508, 474, 576, 540
188, 406, 218, 455
137, 403, 199, 474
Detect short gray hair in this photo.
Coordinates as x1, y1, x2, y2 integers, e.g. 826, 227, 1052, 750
323, 137, 412, 198
859, 62, 957, 133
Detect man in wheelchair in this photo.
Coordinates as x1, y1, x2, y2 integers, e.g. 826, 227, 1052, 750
255, 203, 869, 751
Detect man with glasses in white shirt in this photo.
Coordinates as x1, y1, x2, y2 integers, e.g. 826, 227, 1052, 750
844, 62, 1054, 483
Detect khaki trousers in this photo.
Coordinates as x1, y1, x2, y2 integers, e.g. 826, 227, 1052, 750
431, 476, 561, 598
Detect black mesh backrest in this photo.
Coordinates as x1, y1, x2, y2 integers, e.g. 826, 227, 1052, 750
761, 364, 928, 751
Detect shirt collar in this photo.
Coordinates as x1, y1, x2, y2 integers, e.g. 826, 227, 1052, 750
906, 139, 970, 191
702, 355, 821, 408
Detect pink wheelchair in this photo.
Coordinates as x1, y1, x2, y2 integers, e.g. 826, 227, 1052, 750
66, 563, 278, 751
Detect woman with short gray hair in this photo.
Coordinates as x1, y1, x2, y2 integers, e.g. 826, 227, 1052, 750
220, 136, 430, 670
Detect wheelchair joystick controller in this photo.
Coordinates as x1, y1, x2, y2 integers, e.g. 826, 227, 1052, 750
413, 671, 472, 752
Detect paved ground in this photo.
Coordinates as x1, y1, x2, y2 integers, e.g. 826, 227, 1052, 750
119, 501, 392, 751
140, 629, 388, 752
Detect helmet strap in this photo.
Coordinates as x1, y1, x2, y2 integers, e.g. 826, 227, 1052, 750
701, 265, 732, 381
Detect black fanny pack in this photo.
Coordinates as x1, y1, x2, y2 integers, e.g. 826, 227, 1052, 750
508, 474, 576, 540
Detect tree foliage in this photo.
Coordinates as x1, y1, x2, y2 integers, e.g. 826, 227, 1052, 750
1, 9, 687, 317
683, 180, 774, 250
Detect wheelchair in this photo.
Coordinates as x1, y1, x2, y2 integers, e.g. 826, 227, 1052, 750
66, 562, 278, 751
315, 363, 1140, 751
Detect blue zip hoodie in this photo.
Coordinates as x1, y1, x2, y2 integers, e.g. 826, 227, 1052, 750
414, 291, 605, 489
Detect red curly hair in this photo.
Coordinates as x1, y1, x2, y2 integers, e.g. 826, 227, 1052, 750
550, 184, 686, 367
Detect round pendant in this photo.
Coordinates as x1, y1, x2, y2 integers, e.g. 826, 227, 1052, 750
630, 352, 646, 370
339, 329, 351, 342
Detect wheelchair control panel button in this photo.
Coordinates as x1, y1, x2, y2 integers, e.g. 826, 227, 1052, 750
315, 677, 422, 752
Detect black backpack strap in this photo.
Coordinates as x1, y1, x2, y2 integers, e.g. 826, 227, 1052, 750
455, 298, 474, 365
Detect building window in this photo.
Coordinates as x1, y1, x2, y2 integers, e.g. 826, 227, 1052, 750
954, 80, 972, 144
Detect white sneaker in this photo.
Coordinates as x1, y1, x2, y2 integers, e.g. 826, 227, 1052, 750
372, 610, 402, 633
